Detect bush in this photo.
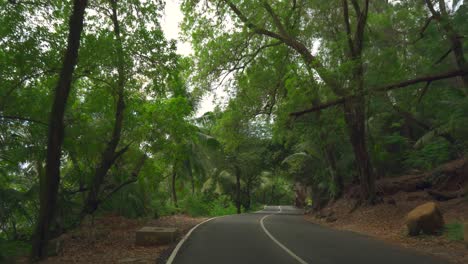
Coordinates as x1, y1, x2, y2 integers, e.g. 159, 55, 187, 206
180, 194, 237, 217
209, 195, 237, 216
444, 222, 464, 241
181, 195, 211, 217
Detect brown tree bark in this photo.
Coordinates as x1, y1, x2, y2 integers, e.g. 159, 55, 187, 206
342, 0, 377, 204
81, 0, 127, 217
31, 0, 87, 260
344, 98, 376, 203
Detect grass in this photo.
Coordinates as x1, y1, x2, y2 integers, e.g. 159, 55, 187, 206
444, 222, 464, 241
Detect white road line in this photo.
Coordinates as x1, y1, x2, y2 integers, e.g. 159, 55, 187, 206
166, 216, 219, 264
260, 208, 308, 264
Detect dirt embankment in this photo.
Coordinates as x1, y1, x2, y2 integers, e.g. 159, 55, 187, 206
38, 214, 206, 264
306, 158, 468, 264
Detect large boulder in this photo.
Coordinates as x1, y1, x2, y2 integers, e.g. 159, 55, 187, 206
406, 202, 444, 236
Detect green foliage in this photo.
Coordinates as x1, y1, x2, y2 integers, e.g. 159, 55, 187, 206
404, 139, 451, 170
444, 222, 464, 241
2, 0, 468, 256
180, 194, 236, 217
0, 239, 30, 262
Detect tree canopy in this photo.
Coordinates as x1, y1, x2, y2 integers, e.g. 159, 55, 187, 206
0, 0, 467, 261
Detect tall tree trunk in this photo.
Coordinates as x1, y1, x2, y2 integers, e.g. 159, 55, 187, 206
235, 165, 241, 214
342, 0, 376, 204
31, 0, 87, 260
81, 0, 126, 218
172, 163, 178, 207
343, 97, 375, 204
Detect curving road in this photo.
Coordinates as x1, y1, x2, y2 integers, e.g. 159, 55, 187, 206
170, 206, 446, 264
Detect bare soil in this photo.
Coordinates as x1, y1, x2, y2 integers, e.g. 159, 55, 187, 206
306, 183, 468, 263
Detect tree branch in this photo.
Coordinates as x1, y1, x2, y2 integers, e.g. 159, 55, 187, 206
0, 115, 48, 126
434, 48, 452, 65
413, 16, 434, 43
99, 155, 147, 203
262, 0, 289, 37
290, 69, 468, 116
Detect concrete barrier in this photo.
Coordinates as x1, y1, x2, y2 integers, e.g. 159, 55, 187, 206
135, 227, 178, 246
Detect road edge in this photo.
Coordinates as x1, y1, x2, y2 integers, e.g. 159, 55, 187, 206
260, 206, 309, 264
166, 216, 219, 264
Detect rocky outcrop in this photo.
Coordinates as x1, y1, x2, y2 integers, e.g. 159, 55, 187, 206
406, 202, 444, 236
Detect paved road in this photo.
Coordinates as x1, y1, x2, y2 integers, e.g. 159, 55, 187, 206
171, 206, 446, 264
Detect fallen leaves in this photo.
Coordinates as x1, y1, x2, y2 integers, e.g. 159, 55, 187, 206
41, 214, 206, 264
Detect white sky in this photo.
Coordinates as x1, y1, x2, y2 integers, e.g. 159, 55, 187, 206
161, 0, 221, 117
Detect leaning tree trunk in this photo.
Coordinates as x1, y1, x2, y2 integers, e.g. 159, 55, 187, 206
81, 0, 126, 218
31, 0, 87, 260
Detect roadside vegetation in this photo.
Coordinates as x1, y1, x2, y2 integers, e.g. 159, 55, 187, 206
0, 0, 467, 263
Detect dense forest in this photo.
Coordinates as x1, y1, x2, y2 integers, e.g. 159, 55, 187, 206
0, 0, 467, 262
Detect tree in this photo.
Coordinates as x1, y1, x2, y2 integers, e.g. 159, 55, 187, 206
81, 0, 128, 218
32, 0, 88, 260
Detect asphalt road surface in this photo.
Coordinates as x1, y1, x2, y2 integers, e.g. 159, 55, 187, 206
170, 205, 446, 264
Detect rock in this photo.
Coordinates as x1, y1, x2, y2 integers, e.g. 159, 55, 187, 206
135, 227, 178, 246
406, 202, 444, 236
326, 216, 337, 223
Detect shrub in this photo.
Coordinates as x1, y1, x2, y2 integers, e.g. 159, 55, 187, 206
181, 194, 237, 217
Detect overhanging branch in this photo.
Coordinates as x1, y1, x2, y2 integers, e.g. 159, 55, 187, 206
290, 69, 468, 117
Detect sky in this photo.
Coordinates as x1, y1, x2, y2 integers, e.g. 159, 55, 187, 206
160, 0, 221, 117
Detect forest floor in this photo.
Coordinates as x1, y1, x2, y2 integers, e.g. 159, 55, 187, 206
31, 214, 206, 264
306, 160, 468, 264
